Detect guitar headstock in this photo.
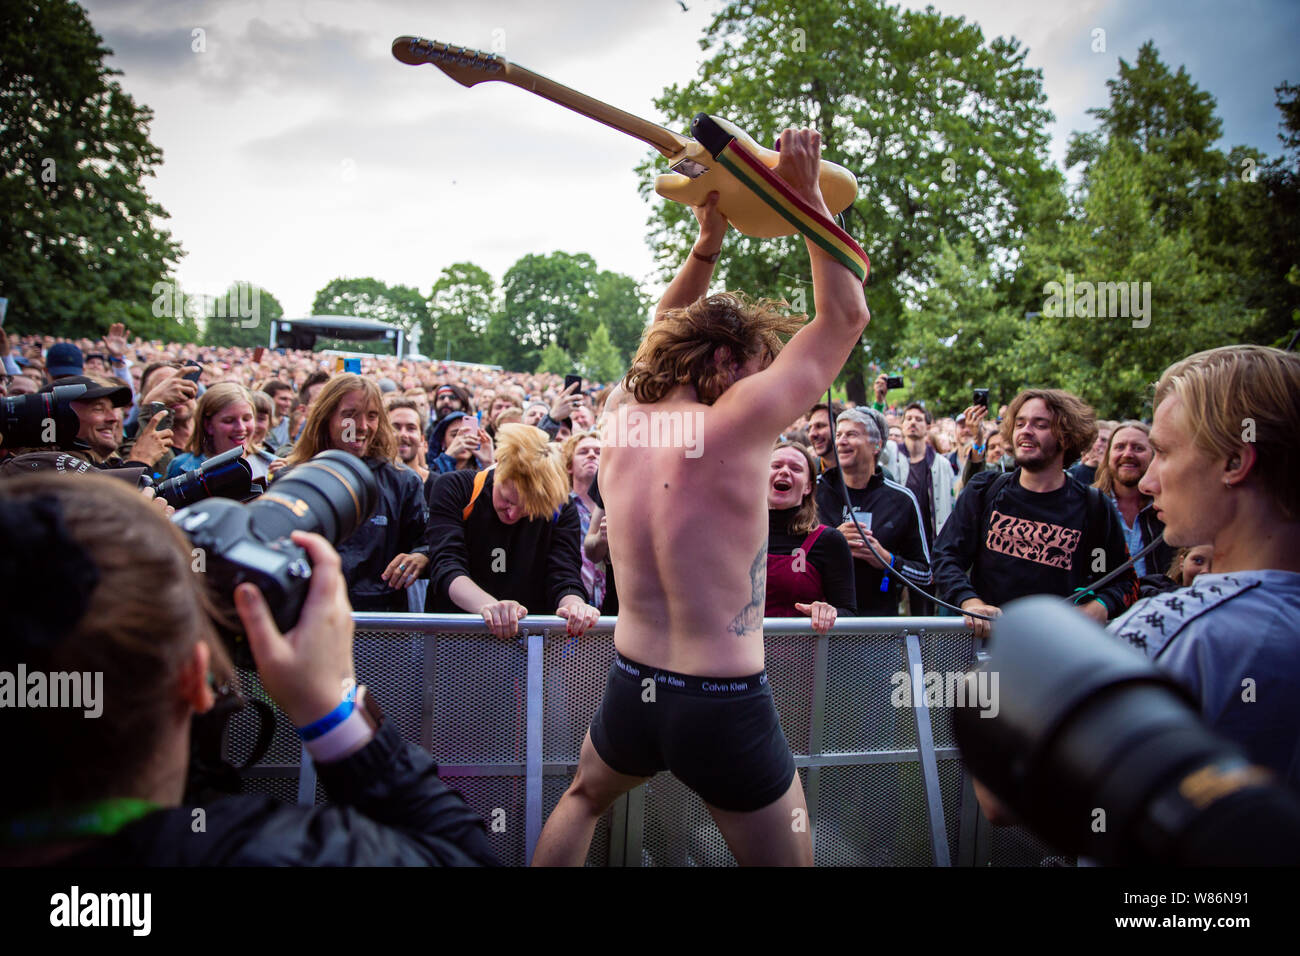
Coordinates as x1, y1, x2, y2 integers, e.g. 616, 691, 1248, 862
391, 36, 506, 87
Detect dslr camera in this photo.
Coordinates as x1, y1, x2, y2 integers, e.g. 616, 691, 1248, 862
171, 450, 377, 665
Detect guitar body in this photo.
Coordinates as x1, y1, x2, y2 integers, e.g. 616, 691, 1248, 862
392, 36, 859, 239
654, 116, 858, 238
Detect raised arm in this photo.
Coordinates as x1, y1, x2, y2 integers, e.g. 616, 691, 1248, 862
654, 191, 730, 321
717, 128, 870, 439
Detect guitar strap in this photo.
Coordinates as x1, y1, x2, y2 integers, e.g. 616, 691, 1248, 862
692, 114, 870, 283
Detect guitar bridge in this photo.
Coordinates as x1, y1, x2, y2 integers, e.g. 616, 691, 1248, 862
670, 157, 709, 179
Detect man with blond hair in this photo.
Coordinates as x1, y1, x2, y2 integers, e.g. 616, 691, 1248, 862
1109, 345, 1300, 787
534, 129, 870, 866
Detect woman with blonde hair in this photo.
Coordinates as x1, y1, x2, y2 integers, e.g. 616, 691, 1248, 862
277, 374, 429, 612
424, 423, 600, 639
166, 382, 260, 480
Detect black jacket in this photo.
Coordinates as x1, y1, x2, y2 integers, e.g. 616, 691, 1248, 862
56, 722, 498, 866
814, 466, 932, 616
932, 469, 1139, 616
424, 468, 587, 613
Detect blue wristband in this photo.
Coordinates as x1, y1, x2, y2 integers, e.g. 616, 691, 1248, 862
296, 684, 357, 741
972, 444, 985, 454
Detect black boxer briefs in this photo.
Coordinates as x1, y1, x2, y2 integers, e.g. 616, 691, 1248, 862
588, 651, 797, 812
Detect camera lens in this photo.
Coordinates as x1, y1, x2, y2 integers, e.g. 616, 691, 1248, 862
247, 449, 376, 544
0, 384, 86, 449
154, 445, 252, 508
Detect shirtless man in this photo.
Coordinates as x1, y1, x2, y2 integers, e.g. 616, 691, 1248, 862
532, 128, 870, 866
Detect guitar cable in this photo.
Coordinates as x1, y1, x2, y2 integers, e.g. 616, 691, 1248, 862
824, 388, 1160, 622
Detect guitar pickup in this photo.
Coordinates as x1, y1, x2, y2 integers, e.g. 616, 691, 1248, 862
670, 157, 709, 179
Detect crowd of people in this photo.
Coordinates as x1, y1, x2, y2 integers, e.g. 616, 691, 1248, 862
2, 135, 1296, 866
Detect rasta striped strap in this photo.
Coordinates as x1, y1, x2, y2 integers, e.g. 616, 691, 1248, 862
691, 114, 870, 284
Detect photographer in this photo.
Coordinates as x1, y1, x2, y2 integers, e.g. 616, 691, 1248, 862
0, 473, 496, 866
280, 374, 429, 612
17, 377, 172, 474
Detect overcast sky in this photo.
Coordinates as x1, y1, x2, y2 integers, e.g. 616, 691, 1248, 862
80, 0, 1299, 323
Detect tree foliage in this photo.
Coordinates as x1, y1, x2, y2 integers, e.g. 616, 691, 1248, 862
638, 0, 1064, 401
0, 0, 185, 339
311, 277, 429, 332
427, 262, 497, 363
202, 282, 283, 348
578, 323, 624, 384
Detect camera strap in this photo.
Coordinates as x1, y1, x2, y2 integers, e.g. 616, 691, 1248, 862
184, 686, 276, 803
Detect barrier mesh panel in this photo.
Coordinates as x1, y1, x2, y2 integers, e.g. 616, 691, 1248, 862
763, 633, 819, 755
429, 630, 527, 765
823, 630, 914, 753
938, 759, 965, 863
813, 762, 933, 865
430, 775, 525, 865
917, 630, 979, 749
542, 629, 616, 763
637, 769, 811, 866
220, 618, 1007, 866
990, 824, 1076, 867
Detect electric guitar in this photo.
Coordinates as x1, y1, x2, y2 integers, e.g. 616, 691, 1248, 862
392, 36, 858, 238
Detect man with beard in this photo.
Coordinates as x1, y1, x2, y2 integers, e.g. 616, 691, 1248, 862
931, 389, 1137, 639
1092, 421, 1174, 579
387, 398, 431, 485
806, 401, 842, 473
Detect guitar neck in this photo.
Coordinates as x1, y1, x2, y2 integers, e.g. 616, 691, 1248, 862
498, 62, 688, 159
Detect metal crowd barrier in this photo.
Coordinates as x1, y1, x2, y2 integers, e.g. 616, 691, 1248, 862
223, 615, 1070, 867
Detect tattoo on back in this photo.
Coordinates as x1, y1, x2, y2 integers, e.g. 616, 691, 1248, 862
728, 543, 767, 636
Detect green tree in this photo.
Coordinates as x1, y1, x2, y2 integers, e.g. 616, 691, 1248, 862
0, 0, 185, 339
535, 340, 573, 376
638, 0, 1064, 401
894, 236, 1026, 413
1020, 141, 1257, 418
578, 323, 624, 385
426, 262, 497, 363
498, 252, 598, 371
581, 270, 650, 367
202, 282, 283, 348
311, 277, 429, 334
1062, 42, 1291, 349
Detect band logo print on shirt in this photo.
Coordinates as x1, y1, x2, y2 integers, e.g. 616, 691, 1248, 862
984, 509, 1082, 570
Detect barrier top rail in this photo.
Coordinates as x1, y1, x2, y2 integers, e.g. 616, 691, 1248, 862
351, 613, 974, 636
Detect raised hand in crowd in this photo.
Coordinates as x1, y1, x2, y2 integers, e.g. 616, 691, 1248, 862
874, 374, 889, 405
961, 404, 989, 460
472, 427, 495, 467
548, 379, 582, 423
142, 374, 199, 409
132, 410, 174, 467
103, 322, 129, 362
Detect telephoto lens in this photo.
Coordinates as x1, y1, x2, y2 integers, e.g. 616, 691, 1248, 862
0, 384, 86, 449
153, 445, 253, 508
954, 597, 1300, 865
172, 450, 378, 665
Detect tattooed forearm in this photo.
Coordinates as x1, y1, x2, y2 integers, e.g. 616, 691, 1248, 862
728, 543, 767, 636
